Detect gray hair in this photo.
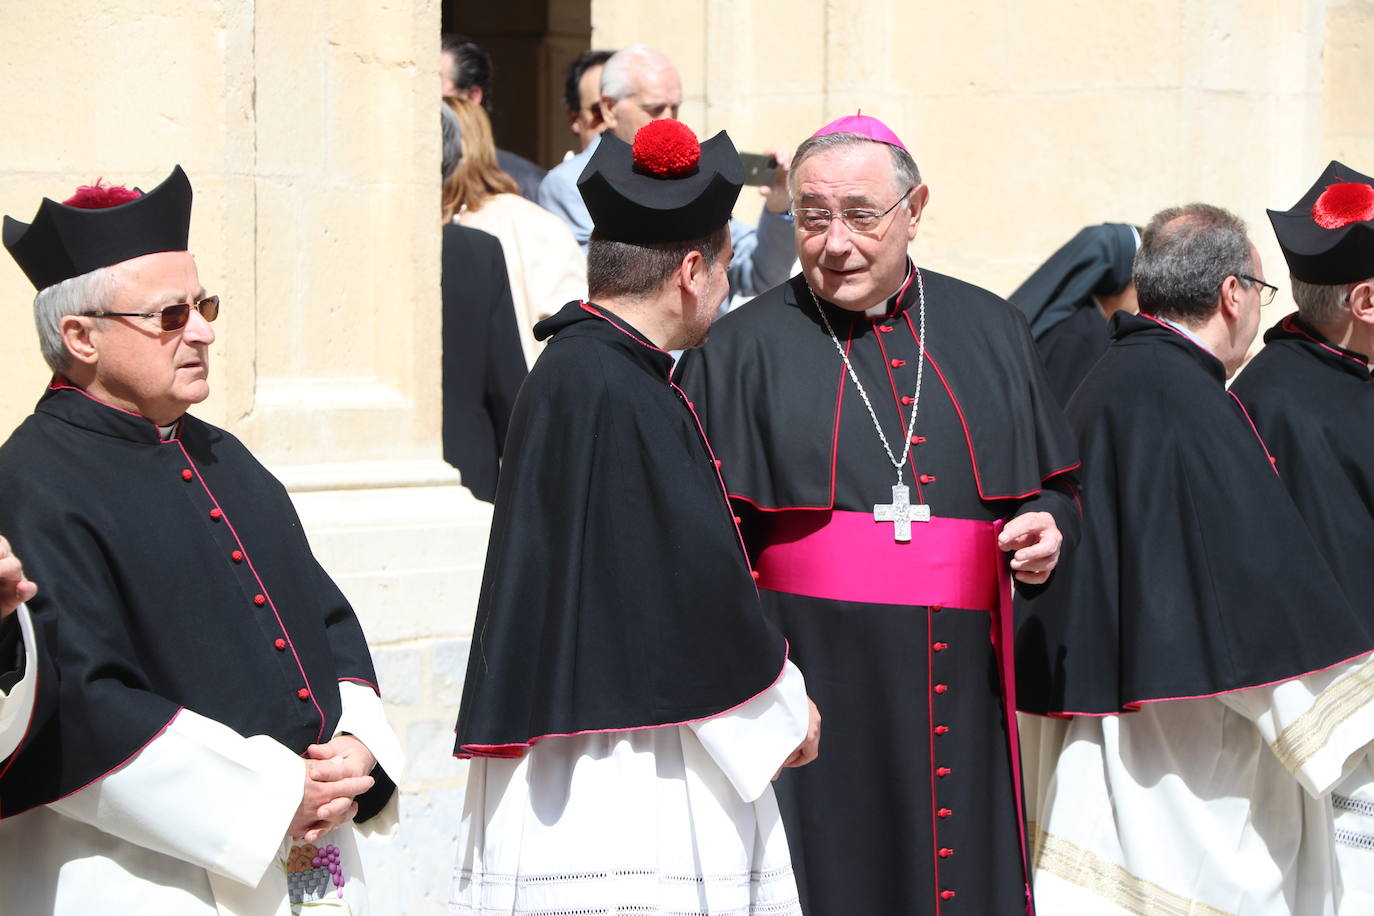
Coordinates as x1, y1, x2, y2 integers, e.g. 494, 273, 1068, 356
1290, 276, 1368, 326
1133, 203, 1254, 325
33, 265, 119, 373
441, 103, 463, 183
599, 44, 672, 102
787, 132, 922, 201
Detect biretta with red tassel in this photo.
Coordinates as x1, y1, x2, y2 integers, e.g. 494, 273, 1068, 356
3, 165, 193, 291
811, 110, 907, 151
1267, 160, 1374, 284
577, 119, 743, 243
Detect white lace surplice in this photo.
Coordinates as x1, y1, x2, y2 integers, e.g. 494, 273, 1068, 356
451, 660, 808, 916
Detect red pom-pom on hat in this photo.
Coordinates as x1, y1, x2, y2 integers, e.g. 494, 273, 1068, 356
632, 120, 701, 177
1312, 181, 1374, 229
63, 179, 143, 210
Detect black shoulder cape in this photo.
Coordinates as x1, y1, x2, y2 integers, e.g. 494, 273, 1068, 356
675, 270, 1079, 510
1016, 313, 1374, 715
1231, 314, 1374, 605
0, 384, 387, 817
453, 301, 787, 756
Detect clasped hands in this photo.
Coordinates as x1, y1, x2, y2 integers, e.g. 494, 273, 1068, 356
288, 735, 377, 842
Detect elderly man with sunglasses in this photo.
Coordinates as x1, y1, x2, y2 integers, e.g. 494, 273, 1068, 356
676, 114, 1080, 914
0, 168, 403, 915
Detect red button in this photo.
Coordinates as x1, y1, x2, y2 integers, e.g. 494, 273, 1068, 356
714, 459, 722, 468
209, 507, 223, 520
912, 435, 927, 444
751, 570, 760, 580
920, 474, 937, 484
931, 603, 943, 611
934, 683, 948, 694
274, 638, 287, 650
181, 469, 193, 481
253, 593, 266, 606
901, 396, 915, 405
878, 325, 893, 333
934, 725, 950, 735
297, 688, 310, 700
939, 848, 954, 858
933, 641, 949, 652
938, 808, 952, 818
231, 550, 244, 563
733, 515, 742, 524
941, 890, 956, 900
910, 435, 921, 445
936, 766, 952, 777
687, 401, 695, 409
890, 358, 906, 368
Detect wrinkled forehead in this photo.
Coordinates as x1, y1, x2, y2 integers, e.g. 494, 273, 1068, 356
794, 144, 903, 205
110, 250, 205, 304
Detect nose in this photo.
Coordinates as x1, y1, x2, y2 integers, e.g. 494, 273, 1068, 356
182, 306, 216, 345
821, 216, 853, 260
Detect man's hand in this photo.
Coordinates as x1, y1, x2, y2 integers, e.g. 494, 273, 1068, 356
287, 736, 378, 842
776, 697, 822, 779
0, 536, 37, 620
761, 147, 794, 215
997, 511, 1063, 585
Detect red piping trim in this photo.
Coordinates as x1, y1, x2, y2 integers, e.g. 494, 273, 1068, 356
1227, 391, 1280, 476
581, 302, 757, 575
926, 604, 942, 916
1021, 647, 1374, 718
1, 708, 183, 820
169, 440, 327, 742
339, 677, 381, 697
46, 377, 158, 427
1281, 314, 1371, 370
455, 648, 792, 758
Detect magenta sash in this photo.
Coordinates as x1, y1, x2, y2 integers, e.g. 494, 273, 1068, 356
754, 509, 1032, 914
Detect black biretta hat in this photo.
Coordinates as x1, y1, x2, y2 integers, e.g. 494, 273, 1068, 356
3, 165, 193, 291
1267, 160, 1374, 285
577, 121, 743, 244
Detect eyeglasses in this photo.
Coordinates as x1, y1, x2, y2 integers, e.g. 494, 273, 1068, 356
81, 296, 220, 331
1238, 275, 1278, 307
792, 187, 915, 234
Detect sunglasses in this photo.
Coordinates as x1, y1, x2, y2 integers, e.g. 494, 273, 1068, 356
81, 295, 220, 332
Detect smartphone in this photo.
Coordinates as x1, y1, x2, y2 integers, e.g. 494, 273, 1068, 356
739, 152, 779, 187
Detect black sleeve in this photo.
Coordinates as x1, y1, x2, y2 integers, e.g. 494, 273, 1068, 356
0, 613, 24, 693
482, 237, 528, 459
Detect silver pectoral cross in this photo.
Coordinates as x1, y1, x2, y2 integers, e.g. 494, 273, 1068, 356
874, 484, 931, 542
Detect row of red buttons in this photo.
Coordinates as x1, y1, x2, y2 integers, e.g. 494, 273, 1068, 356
931, 609, 956, 902
182, 465, 309, 703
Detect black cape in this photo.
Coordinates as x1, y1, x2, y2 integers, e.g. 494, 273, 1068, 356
0, 383, 391, 818
1016, 313, 1374, 715
441, 223, 527, 503
677, 269, 1079, 915
453, 300, 787, 756
1231, 314, 1374, 606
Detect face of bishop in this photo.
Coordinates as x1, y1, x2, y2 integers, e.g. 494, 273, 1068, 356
63, 250, 215, 425
792, 142, 929, 312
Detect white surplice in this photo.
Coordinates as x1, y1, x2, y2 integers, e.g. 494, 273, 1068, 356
0, 605, 37, 761
1023, 654, 1374, 916
451, 660, 809, 916
1331, 754, 1374, 915
0, 680, 404, 915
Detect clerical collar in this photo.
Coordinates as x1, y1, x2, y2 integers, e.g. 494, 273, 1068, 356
864, 264, 917, 319
158, 423, 177, 440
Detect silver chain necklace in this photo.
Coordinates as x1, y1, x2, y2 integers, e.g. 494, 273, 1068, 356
808, 269, 931, 541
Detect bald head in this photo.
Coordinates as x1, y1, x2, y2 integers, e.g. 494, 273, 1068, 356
600, 44, 682, 143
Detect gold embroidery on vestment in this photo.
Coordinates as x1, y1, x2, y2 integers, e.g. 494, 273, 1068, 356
1271, 658, 1374, 776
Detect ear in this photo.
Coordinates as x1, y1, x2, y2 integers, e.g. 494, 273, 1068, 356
677, 249, 707, 298
1217, 275, 1245, 322
1350, 279, 1374, 326
599, 95, 618, 130
59, 315, 100, 369
906, 184, 930, 241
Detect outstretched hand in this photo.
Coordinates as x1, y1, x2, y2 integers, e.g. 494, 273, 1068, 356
0, 536, 37, 620
997, 511, 1063, 585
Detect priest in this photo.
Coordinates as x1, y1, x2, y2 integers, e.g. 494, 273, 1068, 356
0, 168, 404, 914
1009, 222, 1139, 405
0, 535, 39, 761
451, 119, 819, 916
676, 113, 1080, 915
1231, 161, 1374, 913
1017, 202, 1374, 915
